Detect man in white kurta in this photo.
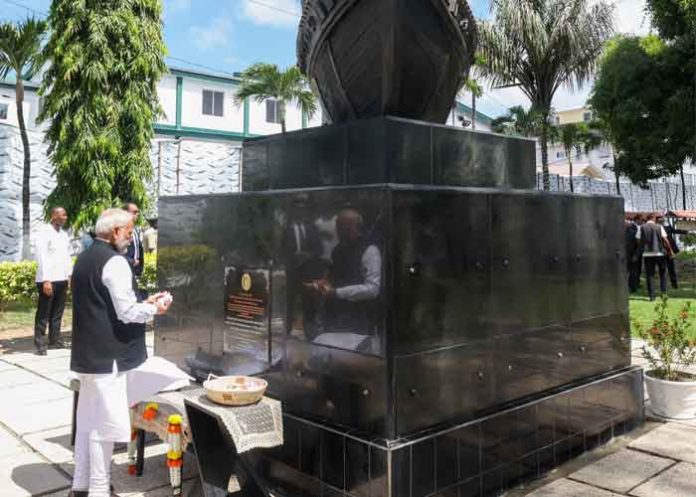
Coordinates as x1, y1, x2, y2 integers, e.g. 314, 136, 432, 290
69, 209, 188, 497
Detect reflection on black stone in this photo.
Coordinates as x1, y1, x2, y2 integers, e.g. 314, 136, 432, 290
302, 207, 383, 355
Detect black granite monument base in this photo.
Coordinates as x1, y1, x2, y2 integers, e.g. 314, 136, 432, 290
186, 367, 642, 497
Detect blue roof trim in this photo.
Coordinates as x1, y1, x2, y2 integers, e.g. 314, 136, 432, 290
455, 101, 493, 125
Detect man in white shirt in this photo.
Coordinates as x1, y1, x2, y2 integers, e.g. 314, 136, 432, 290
34, 206, 73, 355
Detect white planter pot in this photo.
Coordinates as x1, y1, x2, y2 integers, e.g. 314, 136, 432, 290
645, 371, 696, 420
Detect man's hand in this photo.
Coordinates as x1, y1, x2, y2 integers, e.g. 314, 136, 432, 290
42, 281, 53, 297
317, 280, 335, 297
148, 292, 173, 315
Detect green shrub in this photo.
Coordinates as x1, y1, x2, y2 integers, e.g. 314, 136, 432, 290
0, 260, 38, 310
140, 252, 158, 293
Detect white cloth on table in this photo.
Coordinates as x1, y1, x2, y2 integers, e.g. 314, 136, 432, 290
34, 223, 72, 283
75, 357, 191, 443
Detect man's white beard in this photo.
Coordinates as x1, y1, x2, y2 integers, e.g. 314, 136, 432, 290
115, 239, 130, 254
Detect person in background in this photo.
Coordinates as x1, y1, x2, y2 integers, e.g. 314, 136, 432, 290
122, 203, 144, 277
142, 219, 157, 253
69, 208, 187, 497
637, 213, 674, 301
34, 206, 72, 355
658, 215, 687, 289
625, 216, 641, 293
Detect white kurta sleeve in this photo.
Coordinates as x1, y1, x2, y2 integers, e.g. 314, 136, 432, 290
101, 256, 157, 324
34, 227, 49, 283
335, 245, 382, 302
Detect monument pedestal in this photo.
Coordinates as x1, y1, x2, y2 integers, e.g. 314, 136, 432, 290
157, 118, 643, 497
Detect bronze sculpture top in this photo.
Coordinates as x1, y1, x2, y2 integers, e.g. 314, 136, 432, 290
297, 0, 477, 125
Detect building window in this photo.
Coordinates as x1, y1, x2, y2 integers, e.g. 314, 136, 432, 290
0, 103, 8, 120
553, 115, 560, 125
266, 99, 284, 124
202, 90, 224, 117
556, 151, 566, 159
583, 111, 592, 122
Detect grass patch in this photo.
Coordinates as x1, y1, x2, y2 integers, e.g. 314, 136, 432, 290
0, 300, 72, 332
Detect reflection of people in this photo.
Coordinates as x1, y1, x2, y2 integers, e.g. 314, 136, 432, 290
34, 206, 72, 355
637, 213, 674, 301
283, 196, 323, 337
69, 209, 187, 497
309, 208, 382, 341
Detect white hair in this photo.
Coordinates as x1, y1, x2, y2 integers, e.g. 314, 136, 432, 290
95, 208, 133, 237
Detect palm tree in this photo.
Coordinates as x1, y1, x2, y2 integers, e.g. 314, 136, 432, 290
477, 0, 614, 190
235, 63, 317, 133
490, 105, 543, 137
0, 18, 47, 259
554, 123, 600, 193
461, 77, 483, 129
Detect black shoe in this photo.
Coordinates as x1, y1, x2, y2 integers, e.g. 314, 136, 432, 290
49, 340, 66, 348
68, 491, 87, 497
36, 349, 47, 356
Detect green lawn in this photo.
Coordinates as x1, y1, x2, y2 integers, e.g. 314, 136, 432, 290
0, 300, 72, 332
629, 258, 696, 339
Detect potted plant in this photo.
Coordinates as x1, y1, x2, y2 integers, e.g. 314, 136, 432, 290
635, 295, 696, 419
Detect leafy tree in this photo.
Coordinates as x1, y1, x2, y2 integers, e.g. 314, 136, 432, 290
477, 0, 614, 190
39, 0, 167, 230
0, 18, 47, 259
235, 63, 317, 133
590, 34, 694, 207
490, 105, 543, 137
591, 0, 695, 208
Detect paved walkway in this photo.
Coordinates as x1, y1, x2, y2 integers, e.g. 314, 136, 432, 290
0, 337, 694, 496
0, 334, 200, 497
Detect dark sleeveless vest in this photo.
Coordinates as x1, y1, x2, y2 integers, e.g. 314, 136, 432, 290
70, 240, 147, 374
640, 222, 665, 256
325, 239, 379, 335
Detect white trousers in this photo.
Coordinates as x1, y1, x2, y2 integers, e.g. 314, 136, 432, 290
72, 430, 114, 497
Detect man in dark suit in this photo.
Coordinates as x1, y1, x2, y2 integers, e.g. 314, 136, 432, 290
658, 215, 687, 289
123, 203, 144, 277
624, 216, 641, 292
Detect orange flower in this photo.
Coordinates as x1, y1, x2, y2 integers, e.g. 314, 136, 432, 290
142, 402, 159, 421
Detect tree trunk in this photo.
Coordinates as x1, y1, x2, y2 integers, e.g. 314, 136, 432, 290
281, 119, 286, 133
280, 101, 287, 133
613, 152, 620, 195
568, 157, 574, 193
540, 122, 550, 191
16, 81, 32, 260
679, 165, 687, 210
471, 93, 476, 130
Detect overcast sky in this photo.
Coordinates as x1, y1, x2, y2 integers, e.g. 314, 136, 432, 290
1, 0, 654, 117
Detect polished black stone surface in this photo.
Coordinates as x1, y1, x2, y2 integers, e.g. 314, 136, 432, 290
189, 367, 643, 497
157, 185, 629, 440
242, 117, 536, 191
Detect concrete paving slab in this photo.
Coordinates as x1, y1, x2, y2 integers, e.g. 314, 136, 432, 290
629, 422, 696, 464
569, 448, 674, 493
23, 426, 74, 466
630, 462, 696, 497
0, 396, 72, 436
525, 478, 623, 497
25, 355, 71, 375
0, 369, 45, 389
60, 442, 198, 493
0, 381, 71, 407
0, 361, 19, 373
0, 425, 31, 460
1, 348, 71, 366
0, 451, 71, 496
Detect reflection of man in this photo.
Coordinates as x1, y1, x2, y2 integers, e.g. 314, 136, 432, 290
311, 208, 382, 337
284, 197, 323, 337
625, 216, 640, 293
34, 206, 72, 354
69, 209, 187, 497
